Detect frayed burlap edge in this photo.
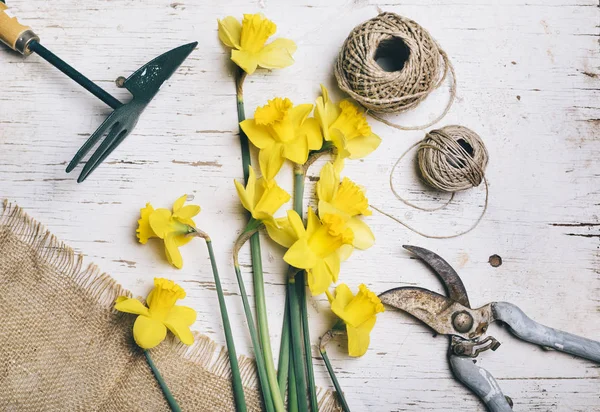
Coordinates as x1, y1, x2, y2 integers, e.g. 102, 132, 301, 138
0, 200, 341, 412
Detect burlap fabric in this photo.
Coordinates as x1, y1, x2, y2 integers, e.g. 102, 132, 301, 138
0, 201, 340, 411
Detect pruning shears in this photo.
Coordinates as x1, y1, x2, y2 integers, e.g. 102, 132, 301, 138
379, 245, 600, 412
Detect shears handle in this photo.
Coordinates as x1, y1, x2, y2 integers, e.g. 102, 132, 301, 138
0, 2, 39, 55
449, 354, 513, 412
492, 302, 600, 363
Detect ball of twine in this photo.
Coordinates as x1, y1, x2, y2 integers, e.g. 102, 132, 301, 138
372, 125, 490, 239
334, 12, 456, 130
417, 125, 488, 192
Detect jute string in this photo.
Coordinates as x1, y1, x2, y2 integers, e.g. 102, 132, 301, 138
0, 200, 341, 412
334, 12, 456, 131
372, 125, 489, 239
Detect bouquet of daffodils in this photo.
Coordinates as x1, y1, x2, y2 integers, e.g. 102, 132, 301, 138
219, 13, 385, 412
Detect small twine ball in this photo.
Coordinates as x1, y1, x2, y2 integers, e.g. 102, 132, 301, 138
334, 12, 450, 115
417, 125, 488, 192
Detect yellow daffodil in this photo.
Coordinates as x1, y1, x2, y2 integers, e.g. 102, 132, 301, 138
317, 162, 375, 250
234, 166, 290, 226
137, 195, 200, 269
326, 283, 384, 357
315, 85, 381, 167
115, 278, 197, 349
218, 13, 297, 75
266, 207, 354, 295
241, 97, 322, 180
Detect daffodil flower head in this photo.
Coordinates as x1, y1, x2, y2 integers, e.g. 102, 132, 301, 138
266, 207, 354, 296
241, 97, 322, 180
115, 278, 197, 349
326, 283, 384, 357
218, 13, 297, 75
316, 162, 375, 250
234, 166, 291, 226
136, 195, 200, 269
315, 85, 381, 161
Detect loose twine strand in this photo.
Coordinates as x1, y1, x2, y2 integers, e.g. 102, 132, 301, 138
334, 12, 456, 131
371, 125, 490, 239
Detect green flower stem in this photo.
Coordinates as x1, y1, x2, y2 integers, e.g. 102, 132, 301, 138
144, 350, 182, 412
277, 293, 290, 400
287, 275, 308, 411
292, 165, 318, 411
288, 346, 298, 412
236, 68, 250, 183
234, 69, 285, 412
250, 234, 285, 412
205, 239, 247, 412
320, 347, 351, 412
297, 271, 318, 412
234, 263, 274, 412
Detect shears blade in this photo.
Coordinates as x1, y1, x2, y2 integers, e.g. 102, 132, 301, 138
403, 245, 471, 308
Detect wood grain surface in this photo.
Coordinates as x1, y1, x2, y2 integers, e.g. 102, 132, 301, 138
1, 0, 599, 410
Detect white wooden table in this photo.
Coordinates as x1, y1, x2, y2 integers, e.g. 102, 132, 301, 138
1, 1, 599, 410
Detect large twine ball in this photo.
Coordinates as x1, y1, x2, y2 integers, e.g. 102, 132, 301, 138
417, 125, 489, 192
334, 12, 448, 114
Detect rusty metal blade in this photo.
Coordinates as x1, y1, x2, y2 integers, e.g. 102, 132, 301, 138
403, 245, 471, 308
379, 287, 461, 336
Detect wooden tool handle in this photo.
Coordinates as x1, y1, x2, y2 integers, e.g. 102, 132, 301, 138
0, 3, 38, 55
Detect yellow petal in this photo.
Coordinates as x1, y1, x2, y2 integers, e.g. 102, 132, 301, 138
346, 316, 376, 357
240, 119, 274, 149
338, 244, 354, 262
149, 209, 174, 239
165, 233, 184, 269
174, 233, 193, 248
235, 181, 253, 214
302, 117, 324, 151
324, 252, 341, 283
164, 306, 197, 345
284, 238, 318, 269
175, 205, 201, 220
289, 104, 314, 129
346, 217, 375, 250
331, 284, 355, 309
173, 194, 187, 213
316, 162, 337, 203
133, 315, 167, 349
114, 297, 149, 316
287, 210, 306, 239
257, 38, 296, 69
282, 135, 309, 165
259, 143, 285, 180
231, 49, 259, 74
315, 85, 341, 142
137, 203, 157, 244
306, 207, 320, 238
346, 133, 382, 159
218, 16, 242, 49
265, 218, 297, 248
307, 260, 334, 296
169, 305, 197, 325
254, 179, 291, 220
332, 156, 345, 177
330, 128, 350, 159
